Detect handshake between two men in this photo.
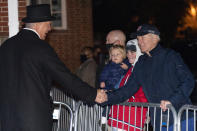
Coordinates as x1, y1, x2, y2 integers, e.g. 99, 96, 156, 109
95, 89, 108, 103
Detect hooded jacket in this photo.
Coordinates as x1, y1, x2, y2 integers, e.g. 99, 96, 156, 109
126, 39, 143, 67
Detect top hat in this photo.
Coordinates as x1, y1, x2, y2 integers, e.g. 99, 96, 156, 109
22, 4, 55, 23
130, 24, 160, 38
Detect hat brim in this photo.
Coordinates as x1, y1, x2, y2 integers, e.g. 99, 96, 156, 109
136, 32, 149, 36
130, 31, 154, 39
22, 16, 56, 23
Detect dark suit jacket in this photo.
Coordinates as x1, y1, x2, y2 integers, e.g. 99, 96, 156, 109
0, 29, 97, 131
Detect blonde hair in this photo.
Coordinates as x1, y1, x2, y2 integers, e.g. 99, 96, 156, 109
109, 45, 126, 60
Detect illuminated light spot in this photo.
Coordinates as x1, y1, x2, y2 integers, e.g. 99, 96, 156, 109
190, 5, 196, 16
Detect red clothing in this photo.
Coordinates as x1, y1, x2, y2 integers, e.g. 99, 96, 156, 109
108, 67, 148, 131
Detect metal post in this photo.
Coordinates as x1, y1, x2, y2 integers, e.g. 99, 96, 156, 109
8, 0, 19, 37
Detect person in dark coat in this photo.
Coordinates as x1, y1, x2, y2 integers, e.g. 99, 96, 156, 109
76, 46, 97, 87
102, 24, 195, 130
0, 4, 106, 131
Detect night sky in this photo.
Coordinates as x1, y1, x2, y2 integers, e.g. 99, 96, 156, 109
92, 0, 190, 44
92, 0, 138, 33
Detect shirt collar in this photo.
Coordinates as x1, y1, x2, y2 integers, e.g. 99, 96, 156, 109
23, 28, 40, 39
146, 43, 161, 57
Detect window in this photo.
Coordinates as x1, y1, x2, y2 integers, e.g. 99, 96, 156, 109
26, 0, 67, 30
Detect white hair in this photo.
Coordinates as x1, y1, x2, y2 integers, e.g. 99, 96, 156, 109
25, 23, 35, 28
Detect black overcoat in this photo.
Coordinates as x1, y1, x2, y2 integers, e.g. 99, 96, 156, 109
0, 29, 97, 131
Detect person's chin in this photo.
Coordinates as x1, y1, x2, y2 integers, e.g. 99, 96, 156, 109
129, 60, 134, 64
41, 35, 46, 40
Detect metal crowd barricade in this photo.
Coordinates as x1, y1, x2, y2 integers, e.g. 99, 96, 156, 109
50, 87, 104, 131
50, 87, 179, 131
53, 101, 73, 131
71, 101, 177, 131
51, 87, 78, 131
102, 102, 178, 131
177, 105, 197, 131
73, 101, 103, 131
51, 87, 77, 110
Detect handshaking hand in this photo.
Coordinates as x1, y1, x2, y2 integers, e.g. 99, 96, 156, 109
95, 89, 108, 103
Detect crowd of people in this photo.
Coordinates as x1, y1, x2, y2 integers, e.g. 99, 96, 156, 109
100, 24, 195, 131
0, 3, 195, 131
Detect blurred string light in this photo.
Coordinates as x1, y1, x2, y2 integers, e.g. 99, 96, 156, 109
184, 2, 197, 28
176, 1, 197, 38
190, 4, 196, 17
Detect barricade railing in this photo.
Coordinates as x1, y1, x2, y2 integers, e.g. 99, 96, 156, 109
51, 87, 194, 131
51, 88, 78, 131
73, 101, 103, 131
51, 100, 197, 131
177, 105, 197, 131
55, 100, 177, 131
101, 102, 177, 131
53, 101, 73, 131
51, 87, 77, 110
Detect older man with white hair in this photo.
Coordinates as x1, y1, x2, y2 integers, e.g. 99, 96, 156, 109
0, 4, 106, 131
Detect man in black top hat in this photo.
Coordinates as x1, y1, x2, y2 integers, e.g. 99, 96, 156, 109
0, 4, 107, 131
